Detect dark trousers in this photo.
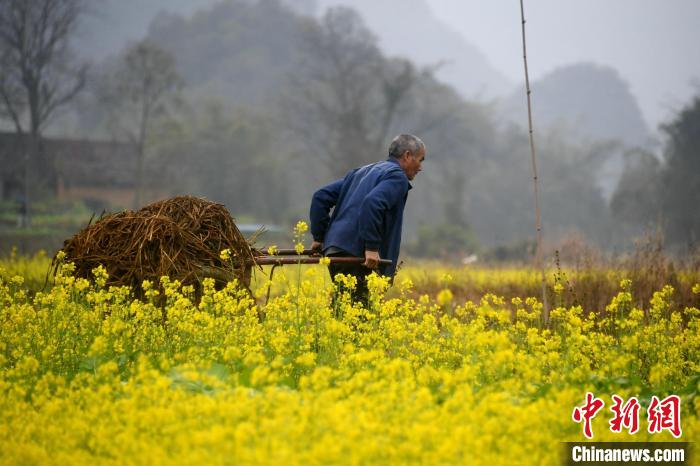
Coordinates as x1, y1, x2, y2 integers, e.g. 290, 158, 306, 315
327, 250, 371, 307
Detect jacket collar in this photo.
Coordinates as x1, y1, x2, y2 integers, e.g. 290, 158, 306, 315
386, 157, 413, 190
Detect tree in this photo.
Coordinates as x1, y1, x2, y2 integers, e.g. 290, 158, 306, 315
406, 157, 479, 260
659, 94, 700, 247
0, 0, 88, 226
98, 40, 182, 208
610, 148, 661, 228
150, 102, 290, 222
285, 7, 419, 176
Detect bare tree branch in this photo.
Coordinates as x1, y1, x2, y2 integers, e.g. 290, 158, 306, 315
0, 0, 88, 226
284, 7, 420, 177
96, 39, 182, 208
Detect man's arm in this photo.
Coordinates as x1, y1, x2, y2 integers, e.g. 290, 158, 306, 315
309, 178, 344, 245
358, 169, 409, 265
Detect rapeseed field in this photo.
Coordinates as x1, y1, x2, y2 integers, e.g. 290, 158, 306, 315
1, 240, 698, 465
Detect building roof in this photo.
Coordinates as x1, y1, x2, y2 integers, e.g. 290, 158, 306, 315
0, 132, 139, 188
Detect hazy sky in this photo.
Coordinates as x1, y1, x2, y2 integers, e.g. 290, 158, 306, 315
427, 0, 700, 129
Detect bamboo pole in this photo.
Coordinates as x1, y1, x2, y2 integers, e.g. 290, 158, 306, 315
519, 0, 549, 323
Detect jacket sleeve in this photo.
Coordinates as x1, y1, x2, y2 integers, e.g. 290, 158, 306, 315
310, 177, 344, 242
358, 169, 409, 251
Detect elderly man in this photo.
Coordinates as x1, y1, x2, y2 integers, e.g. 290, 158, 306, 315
309, 134, 426, 303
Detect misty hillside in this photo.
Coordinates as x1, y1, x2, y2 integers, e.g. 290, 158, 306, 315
75, 0, 217, 59
75, 0, 315, 61
65, 0, 649, 252
84, 0, 614, 248
500, 63, 650, 146
77, 0, 511, 103
76, 1, 652, 150
145, 1, 307, 105
317, 0, 512, 100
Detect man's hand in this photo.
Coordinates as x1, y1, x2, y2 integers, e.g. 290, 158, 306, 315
364, 250, 379, 269
311, 241, 323, 256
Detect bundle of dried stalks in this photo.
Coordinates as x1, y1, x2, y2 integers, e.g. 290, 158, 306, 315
54, 196, 257, 294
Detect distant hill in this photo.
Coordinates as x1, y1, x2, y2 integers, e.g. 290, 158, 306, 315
75, 0, 316, 61
500, 63, 650, 146
77, 0, 510, 102
317, 0, 512, 100
75, 0, 216, 60
144, 1, 307, 105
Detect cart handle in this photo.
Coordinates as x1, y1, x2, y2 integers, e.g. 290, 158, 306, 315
252, 256, 392, 267
262, 248, 319, 256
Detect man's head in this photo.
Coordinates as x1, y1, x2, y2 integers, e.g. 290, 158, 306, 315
389, 134, 426, 181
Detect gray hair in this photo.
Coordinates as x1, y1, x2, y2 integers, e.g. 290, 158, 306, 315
388, 134, 425, 159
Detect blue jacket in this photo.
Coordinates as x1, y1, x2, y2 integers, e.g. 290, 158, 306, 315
310, 158, 411, 277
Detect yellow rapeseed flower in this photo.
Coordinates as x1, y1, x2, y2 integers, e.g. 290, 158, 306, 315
219, 249, 232, 261
1, 253, 698, 465
294, 221, 309, 234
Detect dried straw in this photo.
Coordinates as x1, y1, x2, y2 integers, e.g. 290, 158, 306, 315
54, 196, 257, 295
